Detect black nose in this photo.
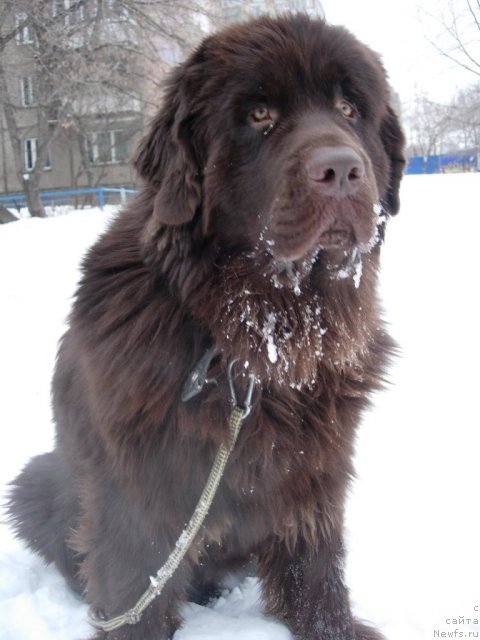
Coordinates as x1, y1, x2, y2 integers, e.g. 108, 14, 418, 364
306, 146, 365, 198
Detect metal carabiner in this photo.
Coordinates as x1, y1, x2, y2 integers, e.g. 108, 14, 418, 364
227, 359, 255, 418
181, 346, 217, 402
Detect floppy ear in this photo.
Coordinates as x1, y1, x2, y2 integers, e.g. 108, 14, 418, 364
380, 105, 406, 215
133, 66, 201, 227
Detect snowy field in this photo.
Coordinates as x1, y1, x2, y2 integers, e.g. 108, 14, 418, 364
0, 173, 479, 639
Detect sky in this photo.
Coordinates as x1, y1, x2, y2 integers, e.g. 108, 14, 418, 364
320, 0, 479, 106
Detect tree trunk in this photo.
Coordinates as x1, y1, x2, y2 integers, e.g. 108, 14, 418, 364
23, 177, 46, 218
0, 59, 47, 219
0, 203, 17, 223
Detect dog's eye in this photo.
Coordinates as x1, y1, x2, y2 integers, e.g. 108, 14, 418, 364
250, 106, 271, 122
337, 100, 356, 118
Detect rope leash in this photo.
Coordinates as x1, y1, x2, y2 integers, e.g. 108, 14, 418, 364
90, 361, 255, 633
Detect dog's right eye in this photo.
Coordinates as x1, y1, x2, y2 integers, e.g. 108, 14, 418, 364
337, 99, 357, 119
248, 106, 277, 135
250, 106, 271, 122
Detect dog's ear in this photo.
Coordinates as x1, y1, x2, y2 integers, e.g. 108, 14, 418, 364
380, 105, 406, 215
133, 65, 201, 227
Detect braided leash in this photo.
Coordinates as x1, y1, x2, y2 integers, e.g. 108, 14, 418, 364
90, 361, 255, 632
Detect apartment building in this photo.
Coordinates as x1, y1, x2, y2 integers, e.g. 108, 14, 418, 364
0, 0, 324, 198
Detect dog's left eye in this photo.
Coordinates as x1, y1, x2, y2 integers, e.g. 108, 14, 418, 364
337, 100, 356, 118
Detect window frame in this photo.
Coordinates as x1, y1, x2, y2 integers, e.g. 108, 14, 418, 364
24, 138, 52, 172
15, 12, 34, 45
88, 129, 128, 165
20, 76, 36, 108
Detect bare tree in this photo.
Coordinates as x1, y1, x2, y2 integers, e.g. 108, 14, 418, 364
405, 94, 453, 169
421, 0, 480, 77
0, 2, 52, 216
449, 82, 480, 149
0, 0, 208, 218
405, 82, 480, 171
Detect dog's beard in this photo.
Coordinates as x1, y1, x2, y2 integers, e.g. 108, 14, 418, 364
189, 250, 371, 388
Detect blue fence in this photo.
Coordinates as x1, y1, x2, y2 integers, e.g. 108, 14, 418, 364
407, 152, 479, 175
0, 187, 137, 211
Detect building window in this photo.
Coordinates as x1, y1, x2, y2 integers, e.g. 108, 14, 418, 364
88, 130, 128, 164
15, 12, 33, 45
24, 139, 52, 171
24, 138, 36, 171
20, 77, 36, 107
53, 0, 66, 19
53, 0, 85, 26
93, 0, 129, 22
69, 0, 86, 25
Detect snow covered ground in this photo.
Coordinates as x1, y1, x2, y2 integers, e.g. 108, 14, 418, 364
0, 174, 479, 639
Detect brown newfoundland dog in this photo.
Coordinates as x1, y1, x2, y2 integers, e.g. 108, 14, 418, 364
8, 14, 405, 640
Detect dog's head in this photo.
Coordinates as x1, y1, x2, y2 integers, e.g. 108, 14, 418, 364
135, 15, 405, 279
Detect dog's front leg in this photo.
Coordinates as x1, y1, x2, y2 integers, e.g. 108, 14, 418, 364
258, 533, 376, 640
75, 489, 192, 640
85, 554, 188, 640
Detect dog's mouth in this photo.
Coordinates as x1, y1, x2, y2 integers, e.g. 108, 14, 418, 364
266, 189, 383, 262
263, 200, 385, 292
317, 226, 356, 253
266, 221, 355, 264
271, 247, 362, 293
265, 204, 385, 293
271, 214, 374, 262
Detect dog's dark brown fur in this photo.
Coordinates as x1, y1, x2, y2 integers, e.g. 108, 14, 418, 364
8, 15, 405, 640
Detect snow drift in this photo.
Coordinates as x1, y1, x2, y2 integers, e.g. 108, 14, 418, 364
1, 175, 479, 640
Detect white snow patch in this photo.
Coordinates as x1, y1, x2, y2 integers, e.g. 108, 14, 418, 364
178, 579, 292, 639
267, 341, 278, 364
1, 175, 480, 640
263, 313, 278, 364
353, 255, 363, 289
329, 249, 364, 288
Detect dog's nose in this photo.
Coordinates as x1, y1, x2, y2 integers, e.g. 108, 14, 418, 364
306, 146, 365, 198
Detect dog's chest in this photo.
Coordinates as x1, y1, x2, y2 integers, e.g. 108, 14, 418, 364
223, 398, 342, 549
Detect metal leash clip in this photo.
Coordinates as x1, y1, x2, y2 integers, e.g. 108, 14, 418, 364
181, 346, 217, 402
227, 359, 255, 418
